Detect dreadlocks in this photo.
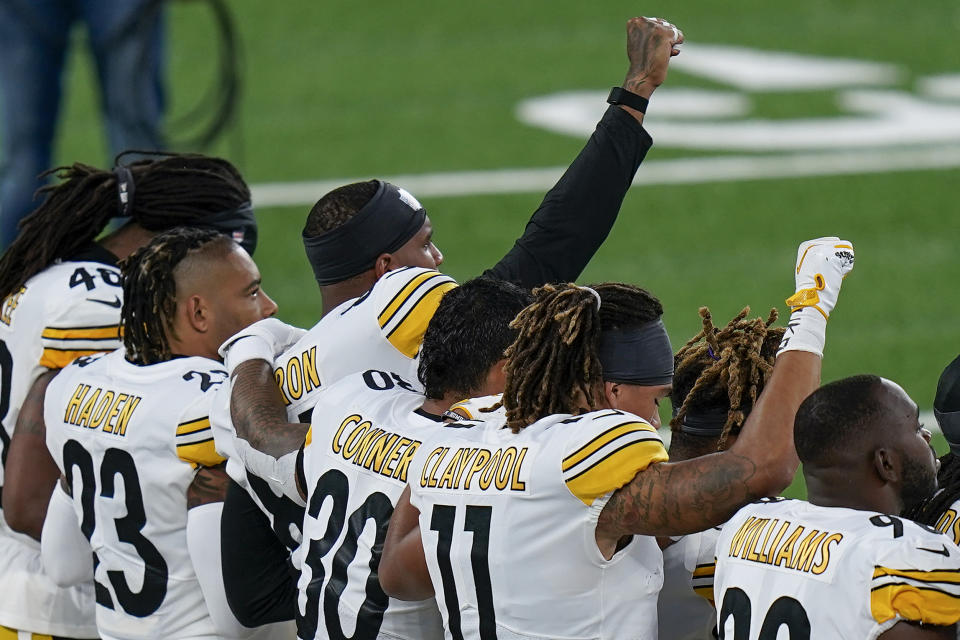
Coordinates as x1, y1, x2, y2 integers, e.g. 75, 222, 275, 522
121, 227, 231, 365
670, 306, 784, 450
502, 282, 662, 433
0, 153, 251, 300
905, 452, 960, 528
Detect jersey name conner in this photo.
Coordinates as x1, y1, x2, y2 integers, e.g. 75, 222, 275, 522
327, 413, 422, 481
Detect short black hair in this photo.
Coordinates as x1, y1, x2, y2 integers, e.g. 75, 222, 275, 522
794, 374, 886, 466
419, 277, 533, 401
303, 180, 379, 237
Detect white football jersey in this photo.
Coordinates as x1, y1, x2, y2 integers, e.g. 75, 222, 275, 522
295, 369, 444, 640
408, 409, 669, 640
714, 498, 960, 639
212, 266, 457, 551
0, 248, 122, 637
657, 529, 720, 640
45, 349, 229, 640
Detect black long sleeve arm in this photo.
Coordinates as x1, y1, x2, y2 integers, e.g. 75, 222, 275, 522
483, 105, 652, 288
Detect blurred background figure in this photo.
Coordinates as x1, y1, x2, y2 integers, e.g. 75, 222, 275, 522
0, 0, 166, 247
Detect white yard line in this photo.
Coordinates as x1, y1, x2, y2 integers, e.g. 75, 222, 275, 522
251, 145, 960, 208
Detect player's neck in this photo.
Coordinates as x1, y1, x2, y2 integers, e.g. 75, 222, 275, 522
804, 469, 895, 514
98, 221, 156, 261
318, 271, 379, 317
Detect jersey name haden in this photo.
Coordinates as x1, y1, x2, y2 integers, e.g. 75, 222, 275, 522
330, 413, 421, 482
274, 346, 320, 405
419, 444, 532, 493
726, 516, 843, 576
63, 383, 142, 437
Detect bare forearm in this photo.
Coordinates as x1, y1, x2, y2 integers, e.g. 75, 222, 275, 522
727, 350, 820, 489
381, 488, 433, 600
230, 359, 307, 457
3, 371, 58, 540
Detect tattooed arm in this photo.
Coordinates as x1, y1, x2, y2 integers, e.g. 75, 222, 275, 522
2, 370, 59, 540
597, 351, 818, 554
186, 463, 232, 509
230, 359, 307, 458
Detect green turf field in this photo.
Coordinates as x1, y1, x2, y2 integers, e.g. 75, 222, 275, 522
51, 0, 959, 479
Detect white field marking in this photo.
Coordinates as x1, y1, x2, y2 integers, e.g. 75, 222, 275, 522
517, 88, 960, 151
250, 144, 960, 208
667, 43, 901, 92
656, 411, 940, 449
920, 74, 960, 100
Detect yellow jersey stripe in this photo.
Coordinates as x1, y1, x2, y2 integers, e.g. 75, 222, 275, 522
873, 567, 960, 585
871, 583, 960, 626
39, 348, 107, 370
693, 564, 716, 577
693, 585, 715, 604
378, 271, 445, 327
562, 421, 657, 472
305, 425, 313, 447
177, 417, 212, 435
564, 440, 667, 506
176, 438, 226, 467
0, 625, 55, 640
42, 325, 121, 340
385, 280, 458, 358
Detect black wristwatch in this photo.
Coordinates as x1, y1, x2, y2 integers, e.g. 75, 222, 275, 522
607, 87, 649, 114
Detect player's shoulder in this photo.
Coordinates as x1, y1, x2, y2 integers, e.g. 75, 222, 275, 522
446, 394, 503, 421
542, 408, 661, 449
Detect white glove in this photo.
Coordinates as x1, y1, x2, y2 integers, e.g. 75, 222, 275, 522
219, 318, 307, 375
778, 237, 854, 357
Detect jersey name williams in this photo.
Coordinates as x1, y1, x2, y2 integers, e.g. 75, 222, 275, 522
63, 383, 142, 437
726, 515, 843, 575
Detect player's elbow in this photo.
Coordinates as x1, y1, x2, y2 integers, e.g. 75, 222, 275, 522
753, 461, 797, 498
2, 495, 43, 541
379, 556, 433, 602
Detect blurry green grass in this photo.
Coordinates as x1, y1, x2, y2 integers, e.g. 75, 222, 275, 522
49, 0, 960, 492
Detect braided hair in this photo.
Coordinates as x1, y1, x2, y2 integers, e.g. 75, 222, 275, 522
670, 306, 784, 450
0, 153, 251, 300
502, 282, 662, 433
120, 227, 231, 365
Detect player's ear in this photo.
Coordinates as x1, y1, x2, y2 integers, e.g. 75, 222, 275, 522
873, 447, 900, 485
603, 381, 620, 409
374, 252, 395, 278
185, 294, 211, 334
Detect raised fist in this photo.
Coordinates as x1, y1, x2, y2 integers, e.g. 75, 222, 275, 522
623, 16, 684, 99
786, 237, 855, 320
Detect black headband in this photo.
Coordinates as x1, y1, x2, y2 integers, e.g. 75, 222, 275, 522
598, 319, 674, 386
302, 180, 427, 285
113, 166, 135, 217
201, 202, 258, 255
674, 405, 730, 436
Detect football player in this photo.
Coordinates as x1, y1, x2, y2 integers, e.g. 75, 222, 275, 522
0, 154, 256, 640
713, 375, 959, 639
657, 306, 785, 640
288, 277, 531, 640
42, 228, 279, 639
212, 13, 686, 629
378, 236, 854, 639
904, 354, 960, 541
